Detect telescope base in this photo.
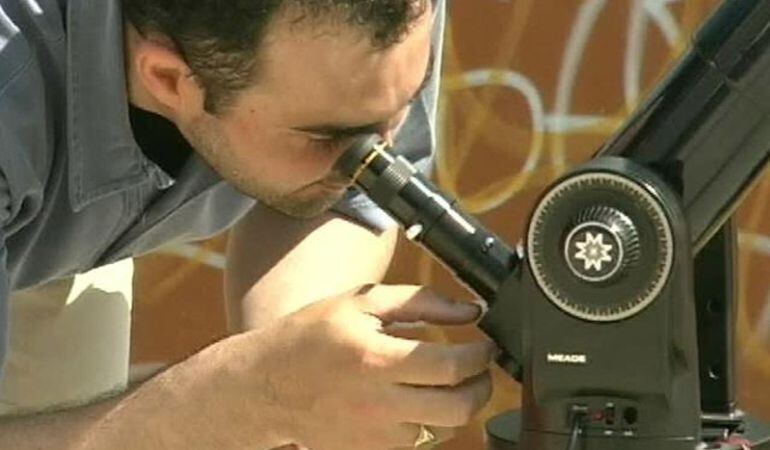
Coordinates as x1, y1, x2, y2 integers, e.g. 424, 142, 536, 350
486, 410, 770, 450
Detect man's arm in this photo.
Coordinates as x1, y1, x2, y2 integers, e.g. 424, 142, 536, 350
0, 389, 125, 448
0, 205, 494, 450
225, 203, 399, 332
0, 330, 291, 450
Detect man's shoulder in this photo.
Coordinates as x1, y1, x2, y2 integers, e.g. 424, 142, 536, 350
0, 4, 32, 95
0, 0, 66, 124
0, 1, 67, 227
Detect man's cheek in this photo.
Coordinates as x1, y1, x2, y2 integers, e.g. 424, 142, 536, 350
270, 158, 328, 187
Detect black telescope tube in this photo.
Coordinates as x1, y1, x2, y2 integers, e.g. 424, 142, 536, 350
335, 136, 518, 302
598, 0, 770, 251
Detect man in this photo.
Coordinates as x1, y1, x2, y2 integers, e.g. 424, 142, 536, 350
0, 0, 498, 448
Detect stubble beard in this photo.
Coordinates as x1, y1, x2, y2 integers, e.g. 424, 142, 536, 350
185, 118, 345, 219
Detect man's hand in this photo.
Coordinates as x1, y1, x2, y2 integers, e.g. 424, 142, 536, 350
0, 283, 494, 450
222, 206, 494, 449
236, 284, 496, 450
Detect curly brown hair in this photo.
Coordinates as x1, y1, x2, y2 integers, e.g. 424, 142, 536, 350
122, 0, 428, 114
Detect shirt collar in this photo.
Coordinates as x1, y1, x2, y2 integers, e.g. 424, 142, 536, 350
66, 0, 153, 211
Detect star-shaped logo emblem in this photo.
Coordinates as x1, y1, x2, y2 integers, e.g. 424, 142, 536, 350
574, 232, 614, 272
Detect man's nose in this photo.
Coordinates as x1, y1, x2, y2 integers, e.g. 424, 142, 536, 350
379, 108, 412, 146
378, 121, 402, 146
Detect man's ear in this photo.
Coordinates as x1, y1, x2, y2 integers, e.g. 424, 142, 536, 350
132, 37, 204, 118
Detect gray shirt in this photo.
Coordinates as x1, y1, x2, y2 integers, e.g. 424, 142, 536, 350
0, 0, 443, 371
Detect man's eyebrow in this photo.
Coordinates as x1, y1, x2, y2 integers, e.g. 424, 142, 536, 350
293, 48, 436, 138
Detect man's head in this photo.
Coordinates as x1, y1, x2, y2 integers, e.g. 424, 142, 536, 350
122, 0, 435, 218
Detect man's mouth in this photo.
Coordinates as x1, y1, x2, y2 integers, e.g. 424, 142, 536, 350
318, 173, 354, 190
318, 182, 352, 193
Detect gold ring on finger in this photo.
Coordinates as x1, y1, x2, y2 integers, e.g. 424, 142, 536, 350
413, 424, 438, 448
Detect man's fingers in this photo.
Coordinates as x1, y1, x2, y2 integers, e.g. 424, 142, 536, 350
390, 372, 494, 428
365, 332, 498, 386
355, 284, 483, 325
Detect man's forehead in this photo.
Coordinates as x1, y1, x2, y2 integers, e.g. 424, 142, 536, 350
269, 0, 432, 39
258, 0, 434, 68
251, 2, 435, 124
291, 49, 435, 138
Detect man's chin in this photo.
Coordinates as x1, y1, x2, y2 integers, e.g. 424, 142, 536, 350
262, 191, 346, 219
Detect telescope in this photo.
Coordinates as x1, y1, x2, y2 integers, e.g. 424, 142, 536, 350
335, 0, 770, 448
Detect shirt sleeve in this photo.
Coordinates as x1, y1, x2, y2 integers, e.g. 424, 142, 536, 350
0, 109, 15, 379
0, 177, 11, 379
0, 235, 9, 379
332, 0, 446, 232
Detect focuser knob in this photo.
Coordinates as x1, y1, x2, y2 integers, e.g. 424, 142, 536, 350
564, 206, 640, 284
527, 169, 673, 322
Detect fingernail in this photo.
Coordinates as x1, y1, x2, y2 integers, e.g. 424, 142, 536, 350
471, 299, 489, 322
